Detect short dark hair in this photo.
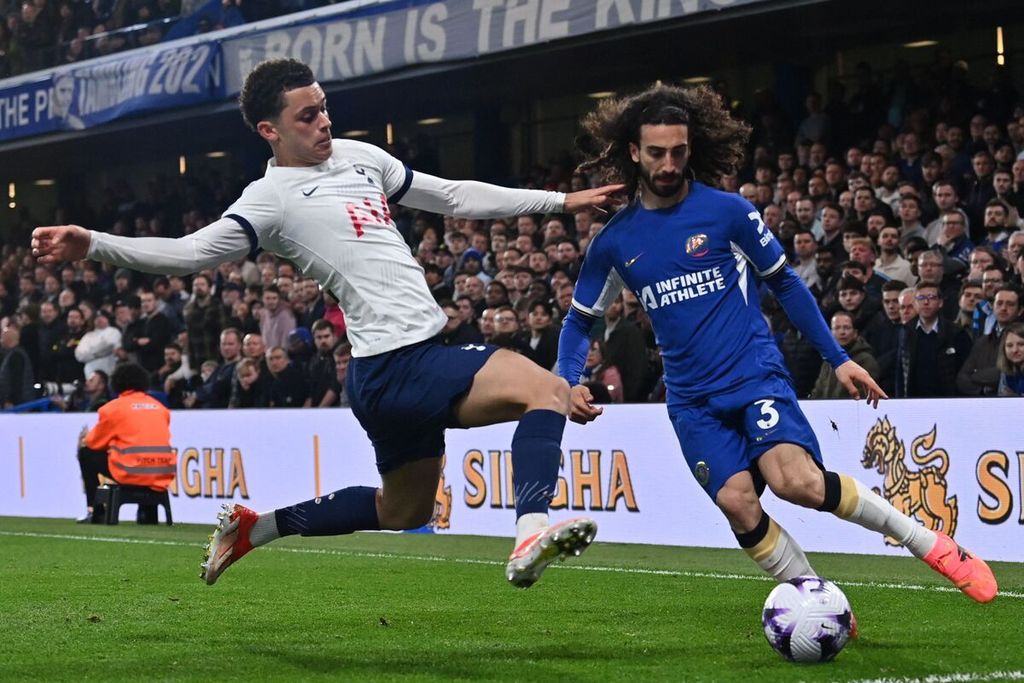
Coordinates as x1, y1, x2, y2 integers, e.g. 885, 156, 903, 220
882, 280, 907, 294
311, 319, 334, 334
111, 362, 151, 394
239, 59, 316, 132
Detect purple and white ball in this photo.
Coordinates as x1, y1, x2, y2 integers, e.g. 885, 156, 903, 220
762, 576, 853, 663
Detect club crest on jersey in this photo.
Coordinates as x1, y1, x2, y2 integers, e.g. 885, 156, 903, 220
685, 233, 710, 257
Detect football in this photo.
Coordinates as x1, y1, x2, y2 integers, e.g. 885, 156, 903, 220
762, 576, 853, 663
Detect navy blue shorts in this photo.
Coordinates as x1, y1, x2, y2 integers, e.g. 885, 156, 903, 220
669, 373, 824, 501
346, 339, 499, 474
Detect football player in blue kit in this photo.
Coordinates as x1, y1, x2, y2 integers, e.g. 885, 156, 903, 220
558, 85, 996, 603
32, 59, 624, 589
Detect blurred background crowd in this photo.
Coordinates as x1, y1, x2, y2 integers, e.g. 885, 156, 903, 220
2, 20, 1024, 413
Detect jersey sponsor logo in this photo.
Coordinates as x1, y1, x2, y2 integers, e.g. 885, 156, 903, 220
685, 233, 710, 257
301, 186, 319, 197
749, 210, 774, 247
636, 265, 726, 310
624, 253, 644, 267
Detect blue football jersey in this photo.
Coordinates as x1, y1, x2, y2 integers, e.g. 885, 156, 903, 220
572, 182, 793, 408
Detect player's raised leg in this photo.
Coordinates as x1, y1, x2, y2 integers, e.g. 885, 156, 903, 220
201, 457, 444, 585
759, 443, 998, 603
454, 349, 597, 588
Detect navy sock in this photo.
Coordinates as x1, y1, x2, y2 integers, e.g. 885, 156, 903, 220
274, 486, 380, 537
511, 409, 566, 518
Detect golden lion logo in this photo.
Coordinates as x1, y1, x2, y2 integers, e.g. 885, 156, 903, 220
861, 417, 957, 545
430, 454, 452, 530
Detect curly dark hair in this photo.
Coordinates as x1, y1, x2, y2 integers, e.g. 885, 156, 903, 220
238, 58, 316, 132
576, 84, 751, 197
111, 362, 151, 395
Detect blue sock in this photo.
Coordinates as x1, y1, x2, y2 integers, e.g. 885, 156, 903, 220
274, 486, 380, 537
511, 409, 566, 518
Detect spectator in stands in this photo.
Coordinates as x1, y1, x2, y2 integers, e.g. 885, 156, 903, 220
897, 195, 927, 248
184, 273, 223, 365
258, 283, 296, 349
122, 288, 174, 373
864, 280, 907, 395
935, 209, 974, 268
36, 300, 66, 382
875, 225, 915, 285
817, 202, 846, 262
974, 265, 1008, 336
957, 285, 1023, 396
229, 357, 270, 408
603, 293, 647, 403
438, 299, 482, 347
192, 327, 241, 408
63, 369, 111, 412
77, 362, 175, 524
74, 308, 120, 378
996, 321, 1024, 396
791, 228, 819, 289
0, 322, 35, 407
305, 319, 339, 406
266, 345, 307, 408
980, 199, 1013, 252
917, 248, 961, 319
321, 341, 352, 408
955, 280, 985, 334
810, 311, 880, 399
894, 282, 972, 397
152, 340, 187, 390
490, 305, 525, 353
53, 306, 86, 385
580, 337, 623, 403
521, 298, 559, 371
964, 150, 996, 239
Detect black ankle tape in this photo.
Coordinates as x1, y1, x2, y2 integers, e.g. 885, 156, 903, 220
816, 471, 842, 512
734, 512, 771, 549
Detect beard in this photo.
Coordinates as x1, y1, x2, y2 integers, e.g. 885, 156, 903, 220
638, 164, 686, 198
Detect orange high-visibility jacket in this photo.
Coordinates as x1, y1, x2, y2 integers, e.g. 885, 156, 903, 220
85, 390, 176, 491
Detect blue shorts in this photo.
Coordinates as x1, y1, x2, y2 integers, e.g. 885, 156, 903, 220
669, 373, 823, 501
346, 338, 499, 474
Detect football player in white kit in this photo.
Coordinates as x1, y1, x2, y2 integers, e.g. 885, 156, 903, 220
32, 59, 622, 588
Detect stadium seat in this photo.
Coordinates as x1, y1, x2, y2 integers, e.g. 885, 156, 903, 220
94, 484, 173, 525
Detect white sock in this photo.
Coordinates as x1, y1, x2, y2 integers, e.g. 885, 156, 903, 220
743, 517, 816, 582
248, 512, 281, 548
835, 475, 937, 558
514, 512, 548, 547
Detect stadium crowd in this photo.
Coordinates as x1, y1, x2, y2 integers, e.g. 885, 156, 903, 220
3, 57, 1024, 413
0, 0, 333, 76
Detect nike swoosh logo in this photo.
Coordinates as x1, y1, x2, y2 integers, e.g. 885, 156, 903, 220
302, 186, 319, 197
625, 253, 643, 267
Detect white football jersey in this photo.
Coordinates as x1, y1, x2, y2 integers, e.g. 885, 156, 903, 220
223, 140, 564, 357
87, 139, 565, 358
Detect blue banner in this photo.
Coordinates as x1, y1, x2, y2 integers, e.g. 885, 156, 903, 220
0, 41, 220, 142
221, 0, 765, 96
0, 0, 768, 143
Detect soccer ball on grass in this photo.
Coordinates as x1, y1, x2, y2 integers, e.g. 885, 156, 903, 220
762, 576, 853, 663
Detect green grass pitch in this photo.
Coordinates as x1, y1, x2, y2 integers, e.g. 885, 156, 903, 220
1, 516, 1022, 682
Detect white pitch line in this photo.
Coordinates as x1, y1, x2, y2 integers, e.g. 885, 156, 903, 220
838, 672, 1024, 683
2, 530, 1022, 600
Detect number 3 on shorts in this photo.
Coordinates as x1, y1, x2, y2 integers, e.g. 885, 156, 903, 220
754, 399, 779, 429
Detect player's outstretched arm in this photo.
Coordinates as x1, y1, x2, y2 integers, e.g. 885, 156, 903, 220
32, 219, 252, 275
834, 360, 888, 408
399, 171, 623, 219
563, 184, 626, 212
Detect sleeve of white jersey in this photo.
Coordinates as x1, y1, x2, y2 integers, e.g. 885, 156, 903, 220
221, 179, 285, 255
87, 218, 253, 276
399, 171, 566, 219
